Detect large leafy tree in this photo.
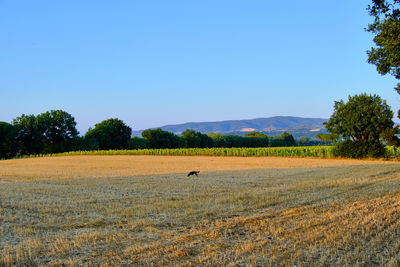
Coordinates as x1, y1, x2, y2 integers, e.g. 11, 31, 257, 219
86, 118, 132, 150
324, 94, 396, 158
37, 110, 79, 153
366, 0, 400, 116
12, 110, 80, 155
13, 114, 44, 155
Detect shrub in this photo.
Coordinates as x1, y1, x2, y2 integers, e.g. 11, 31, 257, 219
332, 140, 387, 158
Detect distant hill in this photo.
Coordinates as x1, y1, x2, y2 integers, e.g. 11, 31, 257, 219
133, 116, 328, 139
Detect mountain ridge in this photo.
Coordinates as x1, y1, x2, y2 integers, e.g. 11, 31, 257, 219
133, 116, 328, 139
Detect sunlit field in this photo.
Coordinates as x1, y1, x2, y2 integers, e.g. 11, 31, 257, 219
1, 156, 400, 266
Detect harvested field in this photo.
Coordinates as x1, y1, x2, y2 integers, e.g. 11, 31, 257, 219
0, 155, 390, 181
1, 156, 400, 266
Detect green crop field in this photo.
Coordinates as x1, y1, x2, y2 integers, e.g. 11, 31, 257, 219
20, 145, 400, 159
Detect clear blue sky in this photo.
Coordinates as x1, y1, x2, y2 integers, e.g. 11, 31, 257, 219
1, 0, 399, 134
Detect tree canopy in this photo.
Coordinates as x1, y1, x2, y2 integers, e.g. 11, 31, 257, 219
12, 110, 80, 154
86, 118, 132, 150
37, 110, 79, 153
324, 93, 396, 157
366, 0, 400, 100
269, 132, 296, 147
245, 132, 268, 138
13, 114, 44, 155
181, 129, 214, 148
1, 110, 332, 158
315, 133, 337, 143
141, 128, 185, 149
128, 137, 151, 149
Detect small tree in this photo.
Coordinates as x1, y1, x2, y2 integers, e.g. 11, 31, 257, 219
86, 118, 132, 150
324, 93, 396, 158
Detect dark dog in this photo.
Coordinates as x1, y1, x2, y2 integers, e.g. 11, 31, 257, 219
187, 171, 200, 177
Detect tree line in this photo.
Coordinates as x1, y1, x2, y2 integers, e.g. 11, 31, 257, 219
1, 92, 398, 160
0, 110, 320, 159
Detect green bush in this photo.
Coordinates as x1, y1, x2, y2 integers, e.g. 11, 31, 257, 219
332, 140, 387, 158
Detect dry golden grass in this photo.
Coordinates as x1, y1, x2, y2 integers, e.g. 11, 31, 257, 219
0, 155, 389, 181
1, 155, 400, 266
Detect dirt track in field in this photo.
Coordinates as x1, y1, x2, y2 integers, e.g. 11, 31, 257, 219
0, 155, 391, 181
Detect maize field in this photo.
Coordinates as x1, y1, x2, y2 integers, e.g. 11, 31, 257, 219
19, 145, 400, 159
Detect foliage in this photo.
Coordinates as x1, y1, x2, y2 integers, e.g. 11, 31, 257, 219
181, 129, 214, 148
11, 110, 80, 155
12, 114, 44, 155
245, 132, 268, 138
332, 140, 387, 158
325, 93, 396, 158
207, 132, 269, 148
386, 144, 400, 156
366, 1, 400, 92
128, 137, 151, 149
69, 136, 99, 151
223, 135, 244, 147
0, 122, 18, 159
281, 132, 296, 146
243, 136, 269, 147
243, 132, 269, 147
315, 133, 337, 143
299, 136, 311, 145
269, 132, 296, 147
36, 110, 79, 153
207, 132, 226, 147
142, 128, 185, 149
86, 118, 132, 150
